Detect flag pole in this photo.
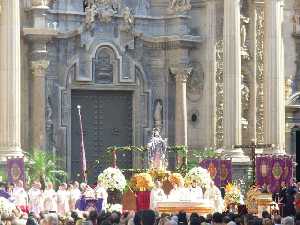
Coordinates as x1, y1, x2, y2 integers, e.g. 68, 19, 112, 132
77, 105, 87, 183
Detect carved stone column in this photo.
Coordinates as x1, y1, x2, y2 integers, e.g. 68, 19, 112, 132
31, 60, 49, 150
170, 67, 192, 146
0, 0, 23, 159
204, 0, 216, 148
223, 0, 248, 162
263, 0, 285, 153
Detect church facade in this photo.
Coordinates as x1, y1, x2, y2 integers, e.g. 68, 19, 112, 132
1, 0, 300, 180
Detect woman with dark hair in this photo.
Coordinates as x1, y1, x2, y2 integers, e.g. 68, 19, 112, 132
177, 211, 188, 225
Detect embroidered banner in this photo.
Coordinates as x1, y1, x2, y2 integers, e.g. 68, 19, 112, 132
200, 159, 232, 187
6, 157, 25, 184
255, 155, 293, 193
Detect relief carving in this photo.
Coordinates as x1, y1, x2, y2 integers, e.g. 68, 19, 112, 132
256, 6, 264, 144
121, 7, 134, 32
216, 40, 224, 148
168, 0, 191, 13
187, 64, 204, 102
285, 77, 294, 100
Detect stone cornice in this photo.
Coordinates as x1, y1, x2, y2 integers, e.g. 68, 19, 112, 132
23, 27, 59, 41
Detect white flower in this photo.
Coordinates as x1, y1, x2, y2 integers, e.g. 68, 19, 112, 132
98, 167, 126, 192
184, 167, 212, 188
0, 197, 15, 217
106, 204, 123, 213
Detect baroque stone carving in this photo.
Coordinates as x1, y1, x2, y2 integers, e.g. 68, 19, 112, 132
121, 7, 134, 32
31, 0, 56, 7
168, 0, 191, 13
85, 0, 121, 26
135, 0, 150, 16
31, 60, 50, 77
285, 77, 293, 100
93, 47, 115, 84
241, 74, 249, 128
240, 15, 250, 51
256, 6, 264, 144
216, 40, 224, 148
153, 99, 163, 130
187, 64, 204, 102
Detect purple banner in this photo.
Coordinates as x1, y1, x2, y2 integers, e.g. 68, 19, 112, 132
256, 155, 293, 193
6, 157, 25, 184
200, 159, 232, 187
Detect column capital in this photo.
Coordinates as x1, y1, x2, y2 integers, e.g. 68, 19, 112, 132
31, 0, 54, 8
31, 60, 49, 78
170, 66, 193, 82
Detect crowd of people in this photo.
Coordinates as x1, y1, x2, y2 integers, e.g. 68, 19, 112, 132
1, 180, 108, 217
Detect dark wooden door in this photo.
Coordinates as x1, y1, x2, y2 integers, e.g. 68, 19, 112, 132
71, 90, 133, 183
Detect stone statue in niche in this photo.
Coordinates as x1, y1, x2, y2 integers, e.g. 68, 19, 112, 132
153, 99, 163, 130
240, 15, 250, 50
46, 96, 53, 125
285, 77, 293, 100
241, 74, 249, 127
93, 49, 114, 84
121, 7, 134, 32
168, 0, 191, 13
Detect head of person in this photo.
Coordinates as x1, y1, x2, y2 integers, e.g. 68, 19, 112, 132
110, 212, 121, 225
223, 216, 231, 225
177, 211, 188, 225
154, 181, 162, 189
46, 182, 53, 190
282, 217, 294, 225
74, 181, 79, 189
133, 211, 143, 225
212, 213, 223, 225
46, 213, 59, 225
89, 210, 98, 223
273, 215, 281, 225
261, 211, 271, 219
16, 180, 24, 188
190, 216, 201, 225
141, 210, 156, 225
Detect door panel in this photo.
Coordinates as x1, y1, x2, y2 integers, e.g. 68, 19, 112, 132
71, 90, 133, 183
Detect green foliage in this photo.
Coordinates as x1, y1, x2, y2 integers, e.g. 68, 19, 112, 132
25, 150, 67, 187
192, 148, 219, 160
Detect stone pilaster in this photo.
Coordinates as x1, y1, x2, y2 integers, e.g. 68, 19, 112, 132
223, 0, 248, 162
204, 0, 217, 148
170, 67, 192, 146
263, 0, 285, 153
31, 60, 49, 150
0, 0, 23, 159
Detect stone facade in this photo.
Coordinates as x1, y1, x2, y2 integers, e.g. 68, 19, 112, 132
0, 0, 300, 178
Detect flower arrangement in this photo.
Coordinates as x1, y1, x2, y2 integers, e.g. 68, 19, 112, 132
130, 173, 154, 191
148, 168, 170, 181
224, 183, 242, 207
0, 197, 15, 217
245, 185, 260, 214
168, 173, 184, 186
106, 203, 123, 213
98, 167, 126, 192
184, 167, 212, 188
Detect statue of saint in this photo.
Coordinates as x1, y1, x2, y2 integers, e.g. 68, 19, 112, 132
153, 100, 163, 129
147, 128, 168, 169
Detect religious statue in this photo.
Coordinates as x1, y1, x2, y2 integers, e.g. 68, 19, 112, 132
121, 7, 134, 32
147, 128, 168, 169
240, 15, 250, 50
153, 100, 163, 130
285, 77, 293, 100
168, 0, 191, 13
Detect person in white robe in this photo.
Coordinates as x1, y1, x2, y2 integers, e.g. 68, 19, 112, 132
95, 181, 108, 211
189, 181, 203, 201
57, 183, 69, 215
28, 181, 43, 215
204, 181, 224, 213
150, 181, 166, 210
169, 181, 188, 201
12, 180, 28, 213
43, 182, 57, 212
